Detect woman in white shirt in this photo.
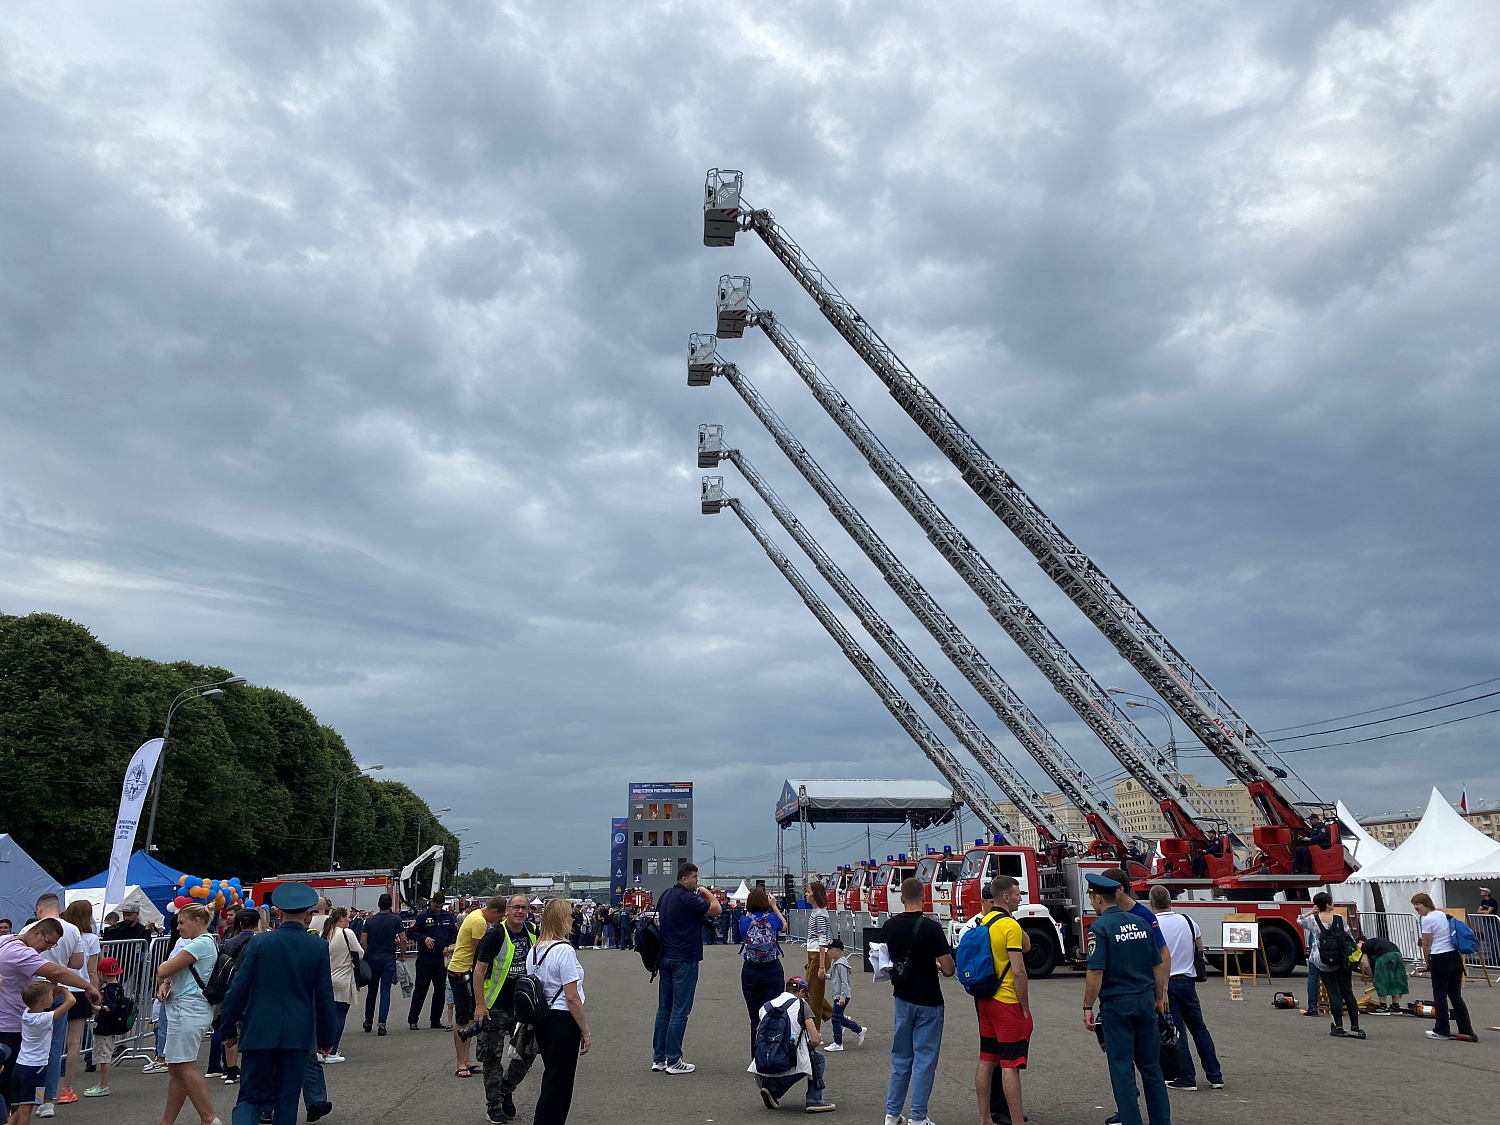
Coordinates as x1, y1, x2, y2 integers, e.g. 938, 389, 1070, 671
1412, 893, 1477, 1041
152, 903, 220, 1125
526, 899, 590, 1125
58, 901, 101, 1105
322, 908, 360, 1062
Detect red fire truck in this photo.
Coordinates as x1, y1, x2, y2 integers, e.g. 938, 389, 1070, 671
867, 855, 918, 915
913, 848, 963, 923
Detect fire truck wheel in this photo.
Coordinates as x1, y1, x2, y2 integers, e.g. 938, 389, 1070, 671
1261, 926, 1299, 977
1020, 923, 1058, 979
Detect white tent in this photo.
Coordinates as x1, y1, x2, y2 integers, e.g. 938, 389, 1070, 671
1345, 787, 1500, 909
729, 879, 751, 903
1336, 800, 1392, 866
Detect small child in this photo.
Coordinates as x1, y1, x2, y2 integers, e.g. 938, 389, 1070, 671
10, 983, 73, 1125
84, 958, 134, 1097
825, 939, 865, 1051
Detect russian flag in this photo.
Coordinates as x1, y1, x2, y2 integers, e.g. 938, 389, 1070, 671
1460, 787, 1470, 815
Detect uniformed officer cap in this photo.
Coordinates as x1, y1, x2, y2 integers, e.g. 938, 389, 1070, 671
270, 882, 319, 911
1084, 872, 1121, 892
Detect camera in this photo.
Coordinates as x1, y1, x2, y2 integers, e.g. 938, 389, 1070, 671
457, 1020, 484, 1042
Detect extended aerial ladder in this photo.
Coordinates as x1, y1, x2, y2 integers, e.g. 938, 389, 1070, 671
700, 477, 1005, 837
705, 436, 1069, 850
703, 169, 1348, 884
692, 341, 1139, 863
697, 311, 1229, 881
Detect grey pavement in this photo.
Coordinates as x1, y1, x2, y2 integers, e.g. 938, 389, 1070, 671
64, 945, 1498, 1124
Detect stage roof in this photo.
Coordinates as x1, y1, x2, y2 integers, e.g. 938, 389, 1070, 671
775, 779, 958, 829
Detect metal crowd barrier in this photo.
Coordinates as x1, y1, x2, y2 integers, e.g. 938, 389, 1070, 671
1357, 910, 1498, 978
779, 910, 870, 949
96, 937, 171, 1064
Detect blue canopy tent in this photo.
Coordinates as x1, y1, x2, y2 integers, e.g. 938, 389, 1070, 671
65, 851, 191, 915
0, 835, 64, 928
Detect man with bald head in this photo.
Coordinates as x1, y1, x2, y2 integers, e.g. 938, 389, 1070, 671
472, 895, 541, 1123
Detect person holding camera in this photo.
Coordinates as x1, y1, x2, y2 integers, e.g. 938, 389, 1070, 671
448, 897, 503, 1079
471, 896, 542, 1123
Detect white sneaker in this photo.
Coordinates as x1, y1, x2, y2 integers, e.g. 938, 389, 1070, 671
857, 1026, 868, 1047
142, 1061, 168, 1074
824, 1043, 844, 1052
36, 1106, 55, 1120
322, 1054, 346, 1063
885, 1116, 906, 1125
664, 1059, 696, 1074
910, 1118, 936, 1125
651, 1061, 666, 1071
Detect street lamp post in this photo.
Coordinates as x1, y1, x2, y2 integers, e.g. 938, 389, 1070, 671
696, 838, 717, 884
417, 807, 451, 858
330, 764, 384, 869
143, 676, 248, 854
1106, 687, 1178, 785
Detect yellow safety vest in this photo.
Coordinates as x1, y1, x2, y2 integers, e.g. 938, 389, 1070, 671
482, 923, 539, 1007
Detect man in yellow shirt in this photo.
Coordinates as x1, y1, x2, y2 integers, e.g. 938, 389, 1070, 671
448, 896, 505, 1078
974, 876, 1030, 1125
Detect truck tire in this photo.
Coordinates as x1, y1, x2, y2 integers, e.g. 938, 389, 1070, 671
1020, 923, 1058, 979
1261, 925, 1299, 977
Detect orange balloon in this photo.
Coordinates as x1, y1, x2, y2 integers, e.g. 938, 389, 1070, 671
190, 885, 208, 899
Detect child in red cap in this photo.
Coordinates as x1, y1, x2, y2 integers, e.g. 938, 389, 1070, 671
84, 957, 134, 1097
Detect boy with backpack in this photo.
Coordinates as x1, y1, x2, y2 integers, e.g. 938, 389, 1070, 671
823, 940, 864, 1052
82, 958, 134, 1097
956, 876, 1029, 1125
748, 977, 834, 1113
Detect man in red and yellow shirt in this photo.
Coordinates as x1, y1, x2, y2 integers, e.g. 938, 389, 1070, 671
974, 875, 1030, 1125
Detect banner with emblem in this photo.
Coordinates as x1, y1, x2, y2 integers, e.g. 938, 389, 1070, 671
610, 818, 628, 904
105, 738, 164, 909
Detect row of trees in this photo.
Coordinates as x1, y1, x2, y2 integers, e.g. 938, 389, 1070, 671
0, 612, 459, 885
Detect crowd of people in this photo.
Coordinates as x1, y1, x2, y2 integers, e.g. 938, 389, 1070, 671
0, 866, 1487, 1125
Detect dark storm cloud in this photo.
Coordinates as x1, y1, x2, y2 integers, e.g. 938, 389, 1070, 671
1, 1, 1497, 873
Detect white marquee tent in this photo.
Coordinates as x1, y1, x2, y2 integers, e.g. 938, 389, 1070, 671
1345, 787, 1500, 910
729, 880, 752, 903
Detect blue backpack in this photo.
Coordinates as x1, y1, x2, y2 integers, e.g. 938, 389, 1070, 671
1448, 914, 1477, 956
955, 912, 1013, 999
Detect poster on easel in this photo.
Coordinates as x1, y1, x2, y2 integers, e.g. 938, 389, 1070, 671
1223, 920, 1260, 950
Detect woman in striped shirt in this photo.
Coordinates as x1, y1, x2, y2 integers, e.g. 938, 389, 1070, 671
804, 882, 834, 1026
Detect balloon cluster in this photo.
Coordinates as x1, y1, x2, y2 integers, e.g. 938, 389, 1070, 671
170, 875, 252, 912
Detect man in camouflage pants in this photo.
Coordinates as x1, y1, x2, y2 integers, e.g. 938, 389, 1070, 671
472, 895, 540, 1123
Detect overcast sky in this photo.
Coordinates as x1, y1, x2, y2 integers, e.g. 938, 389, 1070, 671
3, 1, 1497, 878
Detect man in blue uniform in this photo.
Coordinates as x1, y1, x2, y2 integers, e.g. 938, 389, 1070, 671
1082, 872, 1169, 1125
407, 894, 459, 1030
219, 882, 336, 1125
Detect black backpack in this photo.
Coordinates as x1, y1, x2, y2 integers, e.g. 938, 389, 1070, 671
753, 996, 800, 1073
1314, 915, 1354, 968
93, 983, 136, 1035
512, 943, 565, 1027
637, 916, 663, 981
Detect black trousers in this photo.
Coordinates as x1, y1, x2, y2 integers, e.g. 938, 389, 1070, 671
533, 1012, 583, 1125
741, 960, 785, 1051
1316, 967, 1360, 1029
408, 957, 446, 1026
1431, 950, 1474, 1037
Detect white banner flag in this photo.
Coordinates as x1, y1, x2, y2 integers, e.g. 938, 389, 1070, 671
105, 738, 164, 909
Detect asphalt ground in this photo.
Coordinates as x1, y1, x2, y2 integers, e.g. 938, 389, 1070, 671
61, 945, 1498, 1125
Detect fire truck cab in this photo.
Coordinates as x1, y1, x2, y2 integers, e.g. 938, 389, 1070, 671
846, 863, 874, 913
868, 855, 918, 915
951, 839, 1067, 977
914, 848, 963, 922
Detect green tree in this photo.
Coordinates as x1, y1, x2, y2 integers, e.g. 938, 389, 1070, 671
0, 611, 459, 883
454, 867, 506, 896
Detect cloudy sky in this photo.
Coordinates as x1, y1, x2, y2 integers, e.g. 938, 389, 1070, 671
3, 1, 1497, 877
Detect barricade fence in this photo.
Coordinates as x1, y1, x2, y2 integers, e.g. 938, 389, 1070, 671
98, 936, 175, 1063
1357, 910, 1498, 976
779, 909, 872, 949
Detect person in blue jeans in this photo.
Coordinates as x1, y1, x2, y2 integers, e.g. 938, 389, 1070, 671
359, 895, 408, 1034
1148, 886, 1223, 1092
880, 878, 954, 1125
652, 862, 721, 1074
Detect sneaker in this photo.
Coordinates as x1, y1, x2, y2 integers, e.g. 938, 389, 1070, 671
856, 1027, 868, 1048
909, 1118, 935, 1125
1372, 1005, 1395, 1016
83, 1087, 110, 1098
57, 1091, 79, 1105
651, 1061, 666, 1072
306, 1102, 333, 1123
502, 1095, 517, 1120
323, 1053, 346, 1063
824, 1043, 844, 1052
224, 1067, 240, 1083
664, 1059, 696, 1074
1208, 1080, 1225, 1089
206, 1070, 225, 1078
1426, 1030, 1451, 1040
378, 1025, 387, 1036
36, 1106, 54, 1119
1302, 1009, 1320, 1017
885, 1116, 906, 1125
364, 1022, 373, 1033
1329, 1025, 1346, 1037
806, 1104, 835, 1113
1165, 1078, 1197, 1090
410, 1023, 420, 1031
761, 1087, 780, 1110
1451, 1033, 1478, 1043
142, 1061, 168, 1074
487, 1111, 507, 1125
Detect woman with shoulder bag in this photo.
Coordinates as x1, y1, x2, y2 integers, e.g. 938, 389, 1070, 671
151, 904, 220, 1125
1303, 893, 1363, 1039
738, 887, 787, 1050
322, 907, 360, 1062
527, 899, 590, 1125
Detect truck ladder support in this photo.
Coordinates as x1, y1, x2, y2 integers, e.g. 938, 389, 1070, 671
712, 177, 1319, 835
710, 491, 1004, 836
721, 441, 1065, 844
